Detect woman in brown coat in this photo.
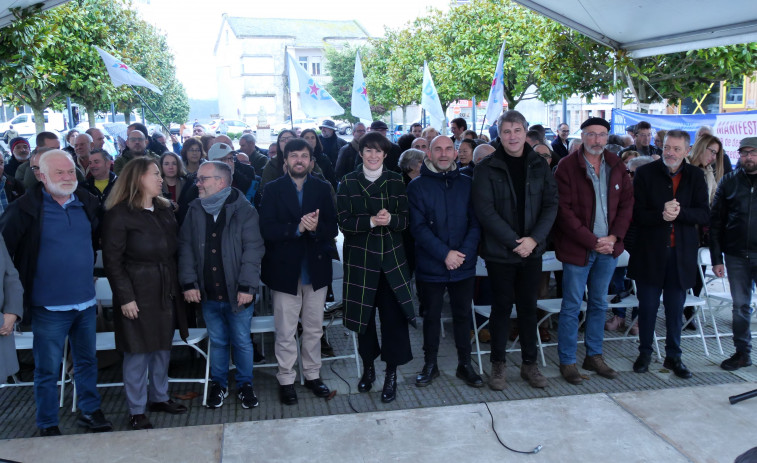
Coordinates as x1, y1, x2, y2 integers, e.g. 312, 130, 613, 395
102, 157, 189, 430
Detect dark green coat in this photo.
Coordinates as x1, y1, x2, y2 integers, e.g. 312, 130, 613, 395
337, 169, 416, 334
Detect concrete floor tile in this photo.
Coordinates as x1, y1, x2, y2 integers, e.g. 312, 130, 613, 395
0, 424, 223, 463
611, 382, 757, 463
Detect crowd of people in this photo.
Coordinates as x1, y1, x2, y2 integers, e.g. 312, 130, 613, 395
0, 110, 755, 438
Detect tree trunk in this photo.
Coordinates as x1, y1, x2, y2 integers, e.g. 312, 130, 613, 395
32, 105, 45, 134
440, 103, 449, 135
87, 106, 96, 129
124, 111, 131, 124
401, 105, 407, 129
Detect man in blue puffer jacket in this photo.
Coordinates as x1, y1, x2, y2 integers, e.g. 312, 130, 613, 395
407, 135, 483, 389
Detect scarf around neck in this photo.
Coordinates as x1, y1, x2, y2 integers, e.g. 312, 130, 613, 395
200, 186, 232, 217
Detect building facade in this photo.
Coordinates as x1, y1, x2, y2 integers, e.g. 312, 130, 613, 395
214, 16, 369, 127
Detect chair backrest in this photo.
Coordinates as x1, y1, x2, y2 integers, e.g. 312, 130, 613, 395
541, 251, 563, 272
616, 250, 630, 268
332, 259, 344, 281
476, 257, 488, 277
698, 247, 712, 266
94, 278, 113, 302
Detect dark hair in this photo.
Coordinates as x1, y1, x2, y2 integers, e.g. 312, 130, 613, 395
200, 134, 216, 154
526, 130, 542, 142
277, 129, 296, 150
497, 110, 528, 131
397, 133, 415, 152
300, 128, 323, 156
529, 124, 546, 140
665, 129, 691, 147
635, 121, 652, 134
451, 117, 467, 131
359, 131, 392, 155
35, 131, 58, 147
127, 123, 149, 139
608, 134, 624, 146
410, 122, 422, 132
283, 138, 313, 159
89, 148, 113, 162
180, 137, 206, 164
459, 139, 476, 153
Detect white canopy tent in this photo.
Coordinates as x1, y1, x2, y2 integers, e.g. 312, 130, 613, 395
0, 0, 68, 28
513, 0, 757, 57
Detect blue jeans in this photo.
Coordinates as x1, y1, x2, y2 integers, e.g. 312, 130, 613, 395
32, 305, 100, 428
202, 301, 254, 389
558, 252, 618, 365
636, 247, 686, 358
725, 254, 757, 355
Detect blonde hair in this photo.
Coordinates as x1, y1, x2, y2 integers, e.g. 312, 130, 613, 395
690, 134, 725, 183
104, 157, 169, 210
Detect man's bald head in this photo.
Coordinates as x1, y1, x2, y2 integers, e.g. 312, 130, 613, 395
429, 135, 453, 151
473, 144, 495, 163
85, 127, 106, 149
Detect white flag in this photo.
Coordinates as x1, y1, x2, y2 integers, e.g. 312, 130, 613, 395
287, 53, 344, 118
485, 41, 506, 127
421, 62, 445, 131
351, 51, 372, 123
95, 46, 162, 95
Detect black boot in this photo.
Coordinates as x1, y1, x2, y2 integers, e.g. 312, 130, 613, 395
358, 363, 375, 393
381, 367, 398, 403
456, 363, 484, 388
415, 362, 439, 387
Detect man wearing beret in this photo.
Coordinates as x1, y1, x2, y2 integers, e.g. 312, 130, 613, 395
553, 117, 634, 385
6, 138, 31, 178
710, 136, 757, 372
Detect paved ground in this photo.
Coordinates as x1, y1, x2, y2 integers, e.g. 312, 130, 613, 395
1, 276, 756, 462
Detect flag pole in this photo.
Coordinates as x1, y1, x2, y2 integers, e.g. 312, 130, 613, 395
129, 85, 170, 134
285, 46, 294, 130
479, 115, 486, 137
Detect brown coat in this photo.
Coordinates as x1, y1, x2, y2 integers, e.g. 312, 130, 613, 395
102, 201, 188, 353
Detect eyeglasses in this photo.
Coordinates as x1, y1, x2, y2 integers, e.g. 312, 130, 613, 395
195, 175, 221, 184
128, 137, 146, 143
583, 132, 608, 139
739, 149, 757, 158
279, 136, 293, 143
706, 147, 719, 156
30, 166, 40, 171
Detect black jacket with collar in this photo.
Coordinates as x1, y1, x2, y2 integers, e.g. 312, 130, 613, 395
83, 171, 118, 203
0, 183, 100, 308
709, 168, 757, 264
472, 143, 558, 264
628, 159, 709, 288
258, 174, 338, 295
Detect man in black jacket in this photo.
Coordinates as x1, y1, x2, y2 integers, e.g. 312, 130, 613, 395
472, 110, 558, 391
629, 130, 709, 378
551, 123, 570, 162
319, 120, 347, 167
710, 136, 757, 371
83, 149, 117, 204
0, 150, 112, 436
258, 138, 338, 405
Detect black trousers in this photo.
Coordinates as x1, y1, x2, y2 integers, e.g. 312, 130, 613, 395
486, 259, 541, 363
358, 272, 413, 367
417, 277, 475, 364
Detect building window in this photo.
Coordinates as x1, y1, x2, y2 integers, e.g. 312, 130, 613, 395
311, 62, 321, 76
299, 57, 308, 70
723, 78, 746, 108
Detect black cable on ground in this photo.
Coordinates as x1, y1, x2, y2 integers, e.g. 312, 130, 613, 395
329, 362, 361, 413
482, 401, 542, 455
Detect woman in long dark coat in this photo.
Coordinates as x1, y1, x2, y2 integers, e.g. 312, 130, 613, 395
337, 132, 416, 404
102, 157, 189, 430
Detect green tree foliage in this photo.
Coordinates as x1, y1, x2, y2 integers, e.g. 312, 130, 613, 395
323, 44, 366, 122
532, 21, 757, 110
0, 0, 188, 133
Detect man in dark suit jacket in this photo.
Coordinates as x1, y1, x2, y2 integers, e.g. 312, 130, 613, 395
628, 129, 709, 379
258, 138, 338, 406
551, 123, 570, 162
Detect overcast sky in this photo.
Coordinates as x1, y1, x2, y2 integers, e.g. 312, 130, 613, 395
134, 0, 451, 100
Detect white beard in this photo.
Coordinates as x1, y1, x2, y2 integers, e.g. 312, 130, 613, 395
46, 179, 78, 197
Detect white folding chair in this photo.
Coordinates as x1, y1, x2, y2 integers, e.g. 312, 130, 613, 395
696, 247, 731, 355
1, 331, 69, 408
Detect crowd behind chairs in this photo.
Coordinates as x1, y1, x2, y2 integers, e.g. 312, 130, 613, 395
0, 112, 755, 438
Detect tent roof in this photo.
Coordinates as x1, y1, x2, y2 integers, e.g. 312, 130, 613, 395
513, 0, 757, 57
0, 0, 67, 28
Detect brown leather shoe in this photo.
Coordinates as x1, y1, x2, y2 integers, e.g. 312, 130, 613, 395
560, 363, 583, 385
488, 361, 507, 391
520, 363, 547, 388
582, 354, 618, 379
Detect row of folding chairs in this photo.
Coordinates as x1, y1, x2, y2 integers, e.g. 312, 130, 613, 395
471, 248, 747, 369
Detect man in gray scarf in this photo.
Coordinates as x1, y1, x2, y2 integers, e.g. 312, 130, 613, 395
178, 161, 265, 410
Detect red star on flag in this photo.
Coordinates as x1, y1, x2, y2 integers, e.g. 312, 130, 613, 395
360, 85, 368, 97
118, 63, 129, 70
309, 82, 320, 96
491, 77, 497, 88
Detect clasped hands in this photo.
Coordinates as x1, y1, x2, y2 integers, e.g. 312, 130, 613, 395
371, 208, 391, 227
0, 313, 18, 336
663, 199, 680, 222
298, 209, 320, 234
182, 290, 253, 307
594, 234, 617, 255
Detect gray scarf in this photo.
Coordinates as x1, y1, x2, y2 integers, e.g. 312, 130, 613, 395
200, 186, 232, 217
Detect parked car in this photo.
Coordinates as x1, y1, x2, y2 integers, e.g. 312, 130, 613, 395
543, 127, 557, 142
336, 121, 353, 135
0, 111, 66, 136
208, 119, 251, 136
272, 118, 318, 135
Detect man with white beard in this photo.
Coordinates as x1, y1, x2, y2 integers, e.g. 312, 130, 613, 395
0, 150, 111, 436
